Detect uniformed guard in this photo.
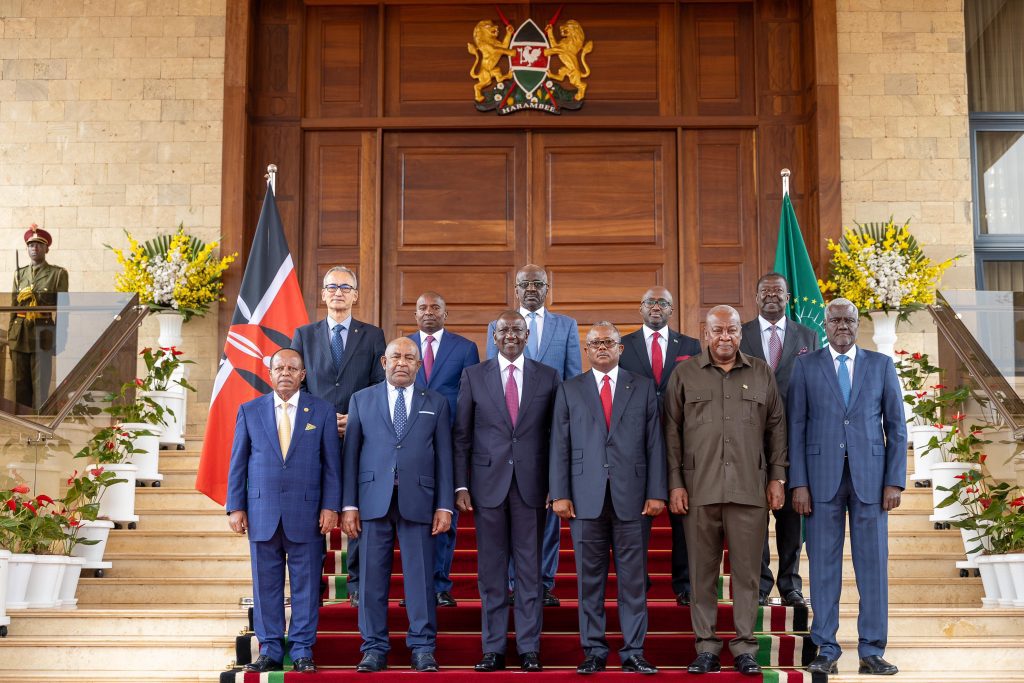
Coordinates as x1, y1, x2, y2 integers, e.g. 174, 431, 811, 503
9, 224, 68, 410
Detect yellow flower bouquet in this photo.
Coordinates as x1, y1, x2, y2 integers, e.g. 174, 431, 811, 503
109, 226, 237, 322
818, 218, 958, 319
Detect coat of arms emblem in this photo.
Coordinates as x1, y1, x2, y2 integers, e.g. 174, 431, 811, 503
468, 9, 593, 115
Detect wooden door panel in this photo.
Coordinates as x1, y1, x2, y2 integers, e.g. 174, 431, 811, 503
304, 6, 379, 118
680, 128, 758, 334
680, 3, 755, 117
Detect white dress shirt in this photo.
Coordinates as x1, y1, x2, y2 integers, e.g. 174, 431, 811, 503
520, 306, 545, 346
828, 344, 858, 392
419, 328, 445, 361
273, 390, 300, 434
327, 314, 352, 346
759, 315, 787, 361
642, 325, 669, 366
387, 382, 415, 420
497, 353, 525, 408
592, 364, 620, 394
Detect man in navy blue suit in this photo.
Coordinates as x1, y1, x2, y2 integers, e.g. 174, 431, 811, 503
227, 348, 341, 674
341, 337, 455, 673
291, 265, 386, 607
486, 264, 581, 606
788, 298, 907, 676
407, 291, 480, 608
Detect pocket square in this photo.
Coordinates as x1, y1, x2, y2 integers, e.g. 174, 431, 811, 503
419, 410, 435, 415
798, 347, 810, 355
304, 423, 317, 431
675, 355, 691, 362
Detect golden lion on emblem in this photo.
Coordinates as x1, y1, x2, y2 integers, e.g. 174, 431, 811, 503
468, 20, 515, 103
545, 20, 593, 101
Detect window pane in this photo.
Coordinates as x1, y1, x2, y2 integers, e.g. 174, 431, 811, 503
983, 260, 1024, 291
977, 130, 1024, 235
966, 0, 1024, 113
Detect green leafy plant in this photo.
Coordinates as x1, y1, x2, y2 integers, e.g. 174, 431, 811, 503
0, 484, 67, 555
137, 346, 196, 393
57, 467, 127, 555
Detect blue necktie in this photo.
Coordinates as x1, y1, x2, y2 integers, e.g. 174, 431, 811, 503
526, 312, 539, 359
393, 388, 408, 439
331, 324, 346, 370
837, 354, 851, 406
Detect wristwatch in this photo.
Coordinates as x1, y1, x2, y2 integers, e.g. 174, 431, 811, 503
775, 479, 786, 485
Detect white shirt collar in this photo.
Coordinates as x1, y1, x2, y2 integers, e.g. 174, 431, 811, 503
327, 314, 352, 331
273, 390, 301, 410
387, 382, 413, 395
829, 344, 857, 362
497, 353, 525, 375
759, 315, 787, 333
592, 365, 620, 386
643, 324, 669, 340
519, 306, 545, 319
420, 328, 444, 344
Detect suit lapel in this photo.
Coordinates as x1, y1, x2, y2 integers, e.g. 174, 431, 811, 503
336, 319, 367, 379
400, 388, 424, 440
848, 349, 870, 408
742, 320, 766, 362
817, 348, 845, 406
429, 333, 456, 385
582, 372, 609, 436
776, 321, 800, 373
484, 359, 514, 431
536, 311, 558, 362
377, 383, 397, 437
609, 369, 634, 435
259, 394, 284, 462
626, 332, 654, 380
518, 360, 540, 427
313, 319, 335, 384
662, 330, 685, 388
287, 393, 314, 459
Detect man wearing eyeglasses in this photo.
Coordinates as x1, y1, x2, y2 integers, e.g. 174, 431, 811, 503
291, 265, 387, 607
738, 273, 819, 609
486, 264, 581, 607
550, 322, 666, 675
619, 286, 701, 607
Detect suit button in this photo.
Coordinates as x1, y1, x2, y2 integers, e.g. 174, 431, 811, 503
508, 460, 513, 465
844, 420, 850, 425
725, 416, 731, 421
725, 394, 731, 399
512, 438, 518, 443
335, 383, 339, 387
603, 464, 609, 468
396, 445, 402, 449
839, 443, 845, 449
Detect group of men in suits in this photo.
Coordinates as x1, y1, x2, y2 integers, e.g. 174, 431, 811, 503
226, 262, 907, 678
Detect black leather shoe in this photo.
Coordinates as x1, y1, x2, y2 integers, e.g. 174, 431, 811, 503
687, 652, 721, 674
859, 655, 898, 675
356, 652, 387, 673
520, 651, 542, 672
475, 652, 506, 672
244, 655, 283, 673
292, 657, 317, 673
781, 589, 806, 607
806, 654, 839, 674
757, 592, 768, 606
675, 591, 690, 606
576, 655, 607, 675
349, 590, 359, 608
543, 587, 560, 607
411, 652, 439, 672
733, 653, 761, 676
622, 655, 658, 674
435, 591, 457, 607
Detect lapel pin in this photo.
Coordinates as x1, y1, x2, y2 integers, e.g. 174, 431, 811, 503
742, 384, 748, 390
303, 407, 309, 412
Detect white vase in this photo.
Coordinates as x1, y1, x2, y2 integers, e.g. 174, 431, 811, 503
57, 556, 85, 609
155, 311, 185, 348
977, 555, 1001, 607
909, 424, 951, 481
71, 520, 115, 563
25, 555, 66, 609
991, 555, 1017, 607
141, 390, 186, 448
1003, 553, 1024, 608
95, 463, 140, 524
5, 553, 36, 610
869, 310, 899, 360
960, 525, 991, 560
123, 422, 162, 484
930, 462, 981, 521
0, 548, 10, 620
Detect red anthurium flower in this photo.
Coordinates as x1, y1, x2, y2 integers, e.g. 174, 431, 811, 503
35, 494, 53, 506
139, 347, 151, 355
981, 497, 992, 509
951, 412, 966, 421
89, 467, 104, 477
23, 501, 36, 514
965, 486, 977, 494
4, 499, 15, 511
980, 454, 988, 463
916, 391, 928, 399
135, 378, 144, 387
932, 384, 947, 389
1011, 497, 1024, 508
895, 349, 908, 355
104, 441, 115, 451
934, 423, 946, 429
68, 519, 80, 527
954, 474, 966, 480
912, 352, 923, 360
11, 483, 30, 494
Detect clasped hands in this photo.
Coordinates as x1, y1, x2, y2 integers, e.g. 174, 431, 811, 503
341, 509, 452, 538
228, 508, 338, 536
792, 484, 902, 515
668, 481, 786, 515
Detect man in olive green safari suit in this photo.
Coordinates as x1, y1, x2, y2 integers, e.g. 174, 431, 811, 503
9, 226, 68, 410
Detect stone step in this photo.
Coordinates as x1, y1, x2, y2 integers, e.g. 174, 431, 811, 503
4, 607, 248, 637
151, 469, 198, 488
100, 554, 251, 578
153, 450, 201, 471
0, 635, 234, 672
104, 530, 249, 554
833, 675, 1024, 683
131, 509, 228, 532
836, 636, 1024, 673
76, 577, 251, 606
837, 606, 1024, 639
132, 487, 225, 511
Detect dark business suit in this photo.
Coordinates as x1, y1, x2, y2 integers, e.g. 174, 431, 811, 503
739, 317, 819, 598
619, 327, 700, 597
226, 391, 341, 663
788, 347, 906, 661
549, 368, 667, 662
291, 316, 386, 595
343, 382, 454, 657
408, 330, 481, 594
453, 357, 560, 656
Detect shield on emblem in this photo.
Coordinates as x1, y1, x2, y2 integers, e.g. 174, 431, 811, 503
509, 19, 550, 96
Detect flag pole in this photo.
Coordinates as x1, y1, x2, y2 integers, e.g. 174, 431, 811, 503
265, 163, 277, 194
780, 168, 790, 198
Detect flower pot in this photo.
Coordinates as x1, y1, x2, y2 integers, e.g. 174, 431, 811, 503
141, 390, 186, 448
976, 555, 1001, 607
930, 462, 981, 521
868, 310, 899, 360
155, 310, 185, 348
123, 422, 162, 484
94, 463, 139, 524
0, 548, 10, 621
71, 520, 115, 563
991, 555, 1017, 607
1002, 553, 1024, 608
26, 555, 65, 609
909, 424, 950, 482
960, 525, 991, 560
5, 553, 36, 610
57, 556, 86, 609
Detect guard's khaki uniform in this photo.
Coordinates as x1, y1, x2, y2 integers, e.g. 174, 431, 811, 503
10, 261, 68, 409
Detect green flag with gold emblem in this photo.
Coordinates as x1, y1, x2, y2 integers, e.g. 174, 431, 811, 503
773, 194, 827, 344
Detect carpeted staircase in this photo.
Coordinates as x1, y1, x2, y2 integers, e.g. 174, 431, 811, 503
221, 509, 820, 681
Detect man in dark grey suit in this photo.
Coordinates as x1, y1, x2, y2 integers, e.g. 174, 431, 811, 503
739, 273, 819, 607
618, 286, 701, 606
454, 311, 560, 673
291, 265, 386, 607
550, 322, 666, 675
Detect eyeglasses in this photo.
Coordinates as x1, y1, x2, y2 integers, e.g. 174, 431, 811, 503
516, 280, 548, 290
586, 339, 620, 350
323, 284, 356, 293
641, 298, 671, 308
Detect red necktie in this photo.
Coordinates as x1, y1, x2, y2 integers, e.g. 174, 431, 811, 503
505, 365, 519, 427
424, 335, 435, 381
600, 375, 612, 429
768, 325, 782, 370
651, 331, 664, 385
